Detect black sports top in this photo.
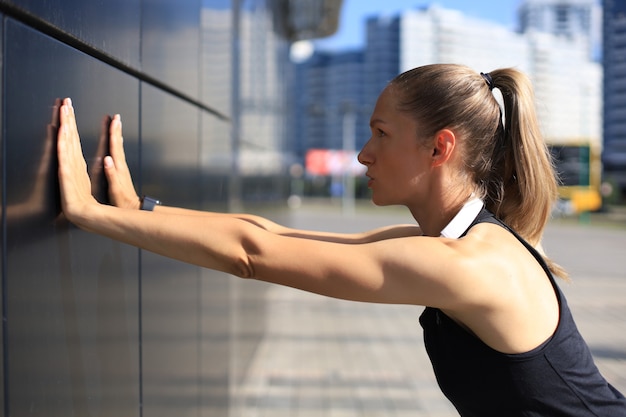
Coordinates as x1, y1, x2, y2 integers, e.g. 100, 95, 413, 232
419, 208, 626, 416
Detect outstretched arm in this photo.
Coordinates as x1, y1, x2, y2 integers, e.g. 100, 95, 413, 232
155, 206, 422, 244
57, 99, 422, 265
100, 103, 421, 243
56, 98, 491, 308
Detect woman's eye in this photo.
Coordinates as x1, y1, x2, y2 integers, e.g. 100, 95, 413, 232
377, 129, 386, 137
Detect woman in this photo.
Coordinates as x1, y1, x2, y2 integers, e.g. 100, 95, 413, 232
57, 64, 626, 416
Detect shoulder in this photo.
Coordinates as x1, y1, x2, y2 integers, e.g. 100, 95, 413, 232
430, 222, 521, 273
359, 225, 520, 307
436, 223, 539, 306
441, 223, 561, 353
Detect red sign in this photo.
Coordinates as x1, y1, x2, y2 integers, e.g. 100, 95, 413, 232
305, 149, 366, 176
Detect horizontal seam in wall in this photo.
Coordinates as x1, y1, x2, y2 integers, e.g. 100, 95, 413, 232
0, 1, 230, 121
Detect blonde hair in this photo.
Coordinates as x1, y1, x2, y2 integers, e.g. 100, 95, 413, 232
390, 64, 567, 279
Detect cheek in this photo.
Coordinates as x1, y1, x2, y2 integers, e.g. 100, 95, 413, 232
395, 154, 431, 189
395, 153, 424, 175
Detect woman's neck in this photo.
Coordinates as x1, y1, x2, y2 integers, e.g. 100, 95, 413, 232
409, 191, 479, 237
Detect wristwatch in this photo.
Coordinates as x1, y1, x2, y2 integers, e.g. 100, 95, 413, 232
140, 195, 161, 211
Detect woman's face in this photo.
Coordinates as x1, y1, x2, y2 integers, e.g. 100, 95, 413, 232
358, 86, 434, 207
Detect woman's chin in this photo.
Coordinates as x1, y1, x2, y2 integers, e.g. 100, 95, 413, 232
370, 195, 392, 207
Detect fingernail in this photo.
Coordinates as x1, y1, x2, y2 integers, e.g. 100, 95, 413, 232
66, 97, 72, 107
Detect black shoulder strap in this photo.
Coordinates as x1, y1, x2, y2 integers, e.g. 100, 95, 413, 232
462, 208, 556, 283
460, 207, 499, 237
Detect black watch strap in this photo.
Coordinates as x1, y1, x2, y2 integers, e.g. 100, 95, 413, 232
140, 195, 161, 211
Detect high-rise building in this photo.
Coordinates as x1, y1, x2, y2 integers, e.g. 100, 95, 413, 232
237, 7, 291, 176
364, 14, 401, 116
291, 50, 369, 157
602, 0, 626, 193
399, 5, 601, 146
290, 15, 400, 160
400, 6, 531, 72
518, 0, 602, 60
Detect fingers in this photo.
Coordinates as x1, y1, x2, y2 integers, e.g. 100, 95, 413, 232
104, 153, 140, 210
57, 98, 139, 211
60, 97, 76, 132
104, 118, 140, 209
58, 98, 85, 170
104, 112, 140, 209
103, 155, 117, 192
57, 98, 97, 220
103, 155, 117, 183
58, 98, 74, 146
109, 114, 129, 171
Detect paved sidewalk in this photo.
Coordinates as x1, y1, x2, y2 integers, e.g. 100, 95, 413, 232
233, 204, 626, 417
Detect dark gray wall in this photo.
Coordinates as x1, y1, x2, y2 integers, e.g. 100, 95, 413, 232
0, 0, 273, 415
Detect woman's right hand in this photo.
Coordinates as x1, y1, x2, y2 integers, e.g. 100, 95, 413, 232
103, 114, 141, 210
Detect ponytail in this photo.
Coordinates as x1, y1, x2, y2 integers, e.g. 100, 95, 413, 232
487, 69, 568, 279
486, 69, 554, 244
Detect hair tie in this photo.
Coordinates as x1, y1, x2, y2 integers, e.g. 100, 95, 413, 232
480, 72, 494, 90
480, 72, 506, 128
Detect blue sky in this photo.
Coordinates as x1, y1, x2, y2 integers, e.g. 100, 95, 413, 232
315, 0, 522, 50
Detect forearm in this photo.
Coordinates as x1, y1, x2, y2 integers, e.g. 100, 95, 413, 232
156, 205, 422, 243
74, 203, 254, 277
153, 205, 289, 234
154, 205, 421, 243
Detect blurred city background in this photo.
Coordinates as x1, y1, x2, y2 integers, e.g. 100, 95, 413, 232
0, 0, 624, 416
228, 0, 622, 219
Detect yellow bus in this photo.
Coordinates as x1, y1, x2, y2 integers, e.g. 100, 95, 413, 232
549, 140, 602, 214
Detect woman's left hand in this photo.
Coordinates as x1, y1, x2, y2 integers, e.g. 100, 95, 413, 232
57, 98, 98, 223
103, 114, 141, 210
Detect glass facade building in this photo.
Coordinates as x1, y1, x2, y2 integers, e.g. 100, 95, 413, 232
399, 5, 601, 147
602, 0, 626, 193
292, 50, 367, 157
519, 0, 602, 60
290, 16, 400, 163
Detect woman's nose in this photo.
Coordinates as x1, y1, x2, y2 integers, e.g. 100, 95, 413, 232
357, 140, 372, 166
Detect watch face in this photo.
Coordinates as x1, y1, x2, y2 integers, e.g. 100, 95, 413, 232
141, 196, 160, 211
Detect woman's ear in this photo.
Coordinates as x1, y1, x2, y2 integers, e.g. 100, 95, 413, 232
431, 128, 456, 167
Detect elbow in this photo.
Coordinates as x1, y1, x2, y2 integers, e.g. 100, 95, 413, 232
228, 251, 255, 279
222, 222, 265, 280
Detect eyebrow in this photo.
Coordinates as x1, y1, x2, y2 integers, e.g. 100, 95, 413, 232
369, 118, 387, 128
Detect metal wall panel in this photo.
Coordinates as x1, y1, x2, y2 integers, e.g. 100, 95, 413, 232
199, 269, 231, 416
4, 19, 141, 417
0, 0, 141, 68
200, 2, 232, 117
0, 1, 281, 416
0, 12, 4, 416
140, 84, 204, 417
197, 11, 235, 396
198, 113, 232, 416
141, 0, 201, 101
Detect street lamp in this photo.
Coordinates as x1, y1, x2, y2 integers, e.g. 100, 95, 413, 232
341, 101, 357, 216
